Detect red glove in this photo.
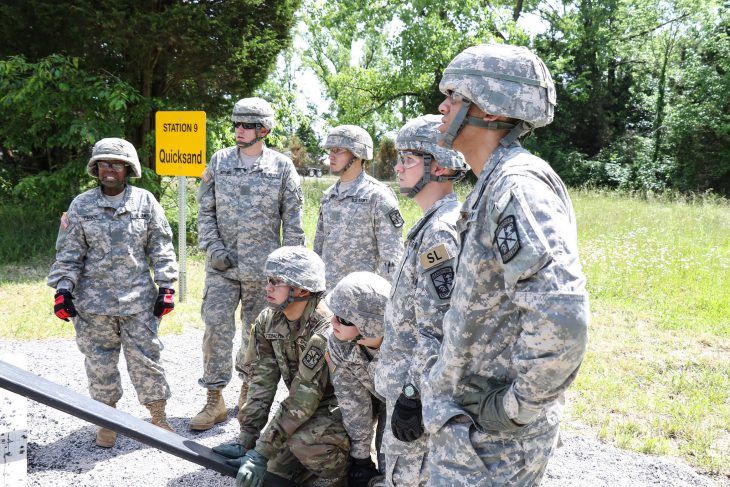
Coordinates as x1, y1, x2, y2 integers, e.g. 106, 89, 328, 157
153, 288, 175, 317
54, 290, 77, 321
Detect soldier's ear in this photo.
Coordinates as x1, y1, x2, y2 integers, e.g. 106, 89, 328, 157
259, 126, 270, 137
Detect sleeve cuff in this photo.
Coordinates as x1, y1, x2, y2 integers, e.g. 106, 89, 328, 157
254, 442, 276, 460
56, 279, 74, 292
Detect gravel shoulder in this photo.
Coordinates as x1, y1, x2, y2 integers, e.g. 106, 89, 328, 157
1, 328, 725, 487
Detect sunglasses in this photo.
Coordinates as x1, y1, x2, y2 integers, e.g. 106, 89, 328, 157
97, 161, 128, 172
234, 122, 260, 129
396, 150, 427, 169
266, 277, 289, 287
328, 147, 350, 156
335, 315, 356, 327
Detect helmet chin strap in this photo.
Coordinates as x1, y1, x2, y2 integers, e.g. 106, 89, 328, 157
401, 155, 466, 198
439, 96, 521, 149
235, 125, 265, 148
267, 287, 316, 312
333, 156, 358, 176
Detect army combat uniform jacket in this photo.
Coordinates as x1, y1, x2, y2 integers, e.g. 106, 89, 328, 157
238, 299, 348, 475
197, 145, 305, 281
314, 171, 404, 292
48, 185, 178, 313
423, 143, 590, 485
326, 334, 383, 460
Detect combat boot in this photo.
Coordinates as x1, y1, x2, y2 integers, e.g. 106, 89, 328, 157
96, 402, 117, 448
189, 389, 227, 431
146, 399, 174, 432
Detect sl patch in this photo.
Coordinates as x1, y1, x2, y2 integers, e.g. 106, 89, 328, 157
430, 266, 455, 299
324, 351, 337, 374
388, 209, 405, 228
419, 243, 453, 270
60, 212, 70, 229
302, 346, 324, 369
495, 215, 521, 263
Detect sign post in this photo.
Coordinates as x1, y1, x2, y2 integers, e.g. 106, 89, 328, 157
155, 111, 206, 303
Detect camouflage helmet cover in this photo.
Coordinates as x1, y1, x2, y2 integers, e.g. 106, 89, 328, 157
87, 137, 142, 179
232, 97, 276, 130
325, 271, 390, 338
324, 125, 374, 160
396, 114, 469, 172
264, 246, 326, 293
439, 44, 556, 128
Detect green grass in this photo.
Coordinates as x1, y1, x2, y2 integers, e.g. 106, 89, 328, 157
1, 180, 729, 478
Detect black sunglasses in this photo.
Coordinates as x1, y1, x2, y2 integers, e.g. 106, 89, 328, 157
234, 122, 260, 129
336, 315, 356, 327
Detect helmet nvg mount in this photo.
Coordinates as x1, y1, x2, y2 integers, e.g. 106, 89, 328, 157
438, 43, 556, 149
87, 138, 142, 179
396, 114, 470, 198
325, 271, 390, 341
232, 97, 276, 148
264, 246, 326, 311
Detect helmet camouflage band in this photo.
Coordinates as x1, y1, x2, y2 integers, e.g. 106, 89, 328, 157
396, 115, 470, 197
264, 246, 326, 294
232, 97, 276, 130
439, 43, 556, 148
87, 137, 142, 179
325, 271, 390, 339
324, 125, 374, 161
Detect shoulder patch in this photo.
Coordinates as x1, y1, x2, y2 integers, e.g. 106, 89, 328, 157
494, 215, 521, 263
324, 351, 337, 374
388, 209, 404, 228
60, 212, 70, 229
430, 266, 455, 299
419, 243, 453, 270
201, 167, 213, 183
302, 346, 324, 370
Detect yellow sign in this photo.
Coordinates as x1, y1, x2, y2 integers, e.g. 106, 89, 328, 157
155, 111, 206, 177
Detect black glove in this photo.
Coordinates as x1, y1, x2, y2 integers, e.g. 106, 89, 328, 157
348, 456, 379, 487
153, 288, 175, 317
391, 394, 423, 442
53, 289, 77, 321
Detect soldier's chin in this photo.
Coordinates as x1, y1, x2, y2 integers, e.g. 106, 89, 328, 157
331, 168, 344, 176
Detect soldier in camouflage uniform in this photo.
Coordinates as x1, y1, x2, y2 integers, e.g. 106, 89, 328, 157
194, 97, 306, 431
375, 115, 469, 487
213, 247, 349, 487
48, 137, 178, 448
314, 125, 404, 293
422, 44, 590, 486
324, 271, 391, 487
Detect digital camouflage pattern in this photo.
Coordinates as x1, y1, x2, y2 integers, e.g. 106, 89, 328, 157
314, 171, 404, 293
232, 97, 276, 130
87, 137, 142, 179
264, 246, 326, 293
395, 115, 469, 172
197, 145, 305, 389
439, 44, 556, 129
423, 142, 590, 485
48, 184, 177, 405
324, 271, 389, 460
323, 125, 374, 160
375, 192, 461, 487
236, 300, 349, 482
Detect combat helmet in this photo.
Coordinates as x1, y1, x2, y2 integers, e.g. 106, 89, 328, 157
324, 125, 373, 174
325, 271, 390, 341
232, 97, 276, 148
87, 137, 142, 179
396, 114, 470, 198
439, 43, 556, 148
264, 246, 326, 311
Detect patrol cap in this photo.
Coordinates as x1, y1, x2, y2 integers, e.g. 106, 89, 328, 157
439, 43, 556, 128
87, 137, 142, 179
264, 246, 326, 294
325, 271, 390, 339
232, 97, 276, 130
396, 114, 469, 172
324, 125, 374, 160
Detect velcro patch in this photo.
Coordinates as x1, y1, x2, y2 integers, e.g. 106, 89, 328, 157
324, 351, 336, 374
419, 243, 453, 270
201, 167, 213, 182
60, 212, 70, 229
494, 215, 521, 263
264, 332, 286, 340
388, 209, 404, 228
430, 266, 455, 299
302, 346, 324, 370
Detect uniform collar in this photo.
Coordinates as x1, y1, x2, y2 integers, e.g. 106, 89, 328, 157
333, 170, 366, 199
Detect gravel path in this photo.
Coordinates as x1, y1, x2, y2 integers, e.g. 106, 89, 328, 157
1, 329, 725, 487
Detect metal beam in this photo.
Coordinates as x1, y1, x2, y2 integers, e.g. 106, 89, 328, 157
0, 360, 238, 478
